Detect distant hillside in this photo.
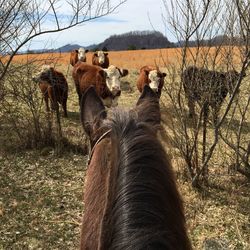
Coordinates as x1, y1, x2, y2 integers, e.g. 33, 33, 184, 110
22, 31, 243, 54
54, 44, 84, 52
97, 31, 174, 51
53, 43, 98, 52
175, 35, 242, 47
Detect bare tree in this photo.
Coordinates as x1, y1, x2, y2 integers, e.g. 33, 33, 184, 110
161, 0, 250, 186
218, 0, 250, 178
0, 0, 126, 151
0, 0, 126, 81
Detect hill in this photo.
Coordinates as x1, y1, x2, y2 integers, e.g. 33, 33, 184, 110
96, 31, 174, 51
22, 31, 242, 54
175, 35, 242, 47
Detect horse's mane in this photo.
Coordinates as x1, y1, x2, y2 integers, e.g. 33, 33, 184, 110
99, 105, 191, 250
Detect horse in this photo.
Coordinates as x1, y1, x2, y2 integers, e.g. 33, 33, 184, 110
80, 85, 192, 250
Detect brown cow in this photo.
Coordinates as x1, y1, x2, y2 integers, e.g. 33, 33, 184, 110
137, 65, 166, 97
33, 65, 68, 117
92, 51, 109, 68
70, 47, 89, 66
181, 66, 243, 122
72, 62, 128, 107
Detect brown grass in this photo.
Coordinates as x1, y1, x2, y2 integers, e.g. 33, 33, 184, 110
0, 48, 249, 249
9, 46, 243, 70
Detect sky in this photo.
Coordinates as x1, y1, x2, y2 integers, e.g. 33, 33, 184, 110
26, 0, 173, 50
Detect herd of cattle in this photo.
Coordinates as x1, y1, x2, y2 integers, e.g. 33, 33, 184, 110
32, 47, 244, 121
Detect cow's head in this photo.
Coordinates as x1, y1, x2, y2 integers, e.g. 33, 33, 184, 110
226, 70, 245, 96
148, 70, 167, 93
78, 47, 88, 62
103, 65, 129, 97
95, 51, 108, 64
32, 65, 51, 82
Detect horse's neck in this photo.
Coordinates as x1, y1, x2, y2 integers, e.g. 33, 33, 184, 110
80, 138, 114, 250
99, 126, 191, 250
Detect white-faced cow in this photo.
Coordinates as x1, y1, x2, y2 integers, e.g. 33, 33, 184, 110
33, 65, 68, 117
182, 66, 244, 123
72, 62, 128, 107
70, 47, 89, 66
137, 65, 167, 97
92, 51, 109, 68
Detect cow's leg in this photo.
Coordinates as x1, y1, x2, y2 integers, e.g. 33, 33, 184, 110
44, 93, 50, 112
48, 87, 59, 114
78, 93, 82, 106
201, 102, 209, 180
187, 97, 195, 118
62, 97, 68, 117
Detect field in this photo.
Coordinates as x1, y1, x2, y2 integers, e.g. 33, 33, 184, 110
11, 46, 243, 69
0, 48, 249, 249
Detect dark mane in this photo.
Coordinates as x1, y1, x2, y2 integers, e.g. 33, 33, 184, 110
99, 105, 191, 249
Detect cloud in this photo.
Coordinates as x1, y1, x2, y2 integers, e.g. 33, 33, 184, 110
27, 0, 175, 50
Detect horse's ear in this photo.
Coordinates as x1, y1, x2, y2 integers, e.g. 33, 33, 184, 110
80, 86, 107, 137
137, 85, 158, 105
136, 85, 161, 125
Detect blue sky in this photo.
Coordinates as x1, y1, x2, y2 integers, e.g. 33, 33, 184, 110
27, 0, 173, 50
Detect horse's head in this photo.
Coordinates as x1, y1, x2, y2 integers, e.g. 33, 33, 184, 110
80, 85, 160, 148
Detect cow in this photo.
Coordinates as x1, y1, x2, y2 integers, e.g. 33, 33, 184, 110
72, 62, 128, 107
181, 66, 244, 123
136, 65, 167, 97
92, 51, 109, 68
70, 47, 89, 66
33, 65, 68, 117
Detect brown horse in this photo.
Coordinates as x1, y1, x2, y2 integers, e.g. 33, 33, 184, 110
80, 85, 192, 250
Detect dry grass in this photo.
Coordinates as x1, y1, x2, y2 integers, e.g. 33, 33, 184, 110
9, 46, 243, 70
0, 49, 249, 249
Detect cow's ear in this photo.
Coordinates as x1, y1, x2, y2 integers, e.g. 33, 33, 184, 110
85, 49, 89, 53
136, 85, 161, 126
75, 50, 78, 53
80, 86, 107, 137
99, 69, 107, 78
143, 69, 150, 76
94, 52, 98, 56
104, 52, 109, 56
120, 69, 129, 77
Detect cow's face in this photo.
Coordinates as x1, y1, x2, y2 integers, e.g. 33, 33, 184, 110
32, 65, 51, 82
226, 70, 244, 95
96, 51, 108, 64
78, 48, 88, 61
148, 70, 166, 92
103, 65, 128, 96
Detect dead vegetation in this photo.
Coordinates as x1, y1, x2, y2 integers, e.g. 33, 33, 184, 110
0, 65, 249, 249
